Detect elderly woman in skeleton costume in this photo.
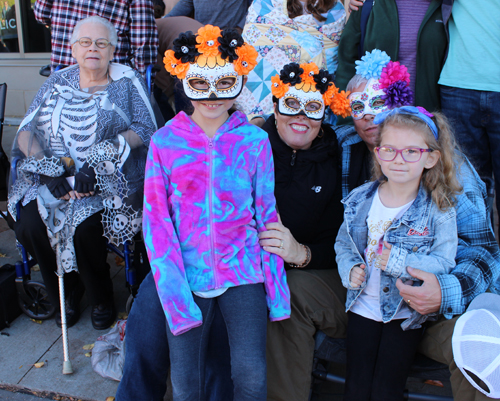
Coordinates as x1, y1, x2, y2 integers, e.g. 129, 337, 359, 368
8, 16, 157, 330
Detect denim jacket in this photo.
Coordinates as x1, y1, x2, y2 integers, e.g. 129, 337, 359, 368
335, 180, 457, 330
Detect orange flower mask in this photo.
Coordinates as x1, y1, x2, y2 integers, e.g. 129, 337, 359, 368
164, 25, 258, 101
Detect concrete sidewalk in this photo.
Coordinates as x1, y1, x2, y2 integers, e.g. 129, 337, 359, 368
0, 218, 128, 401
0, 124, 125, 401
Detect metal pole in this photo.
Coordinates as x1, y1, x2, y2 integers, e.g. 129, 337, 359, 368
57, 271, 73, 375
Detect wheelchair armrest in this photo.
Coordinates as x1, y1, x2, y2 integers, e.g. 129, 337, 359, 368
11, 157, 21, 218
11, 156, 20, 185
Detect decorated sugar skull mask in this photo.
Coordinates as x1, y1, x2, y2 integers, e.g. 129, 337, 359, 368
278, 85, 325, 120
164, 25, 258, 101
271, 62, 352, 121
349, 49, 414, 119
348, 78, 388, 120
182, 61, 243, 101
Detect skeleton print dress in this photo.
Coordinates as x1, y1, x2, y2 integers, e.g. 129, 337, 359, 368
8, 63, 156, 274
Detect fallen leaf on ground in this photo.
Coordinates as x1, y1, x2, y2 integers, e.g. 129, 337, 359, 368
34, 362, 44, 368
82, 343, 94, 350
31, 264, 40, 272
424, 379, 444, 388
30, 319, 43, 324
115, 256, 125, 266
85, 352, 92, 357
106, 397, 115, 401
0, 253, 7, 258
117, 312, 128, 319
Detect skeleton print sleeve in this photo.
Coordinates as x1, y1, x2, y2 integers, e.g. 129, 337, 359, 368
124, 70, 157, 148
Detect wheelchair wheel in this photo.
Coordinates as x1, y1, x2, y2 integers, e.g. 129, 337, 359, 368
18, 281, 56, 320
125, 293, 134, 314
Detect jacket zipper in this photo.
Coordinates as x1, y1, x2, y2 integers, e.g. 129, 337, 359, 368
208, 138, 218, 287
290, 150, 297, 166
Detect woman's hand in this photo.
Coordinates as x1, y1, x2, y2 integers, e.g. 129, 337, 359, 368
349, 0, 365, 12
258, 217, 307, 266
45, 175, 73, 200
72, 190, 94, 200
349, 264, 366, 287
74, 162, 96, 196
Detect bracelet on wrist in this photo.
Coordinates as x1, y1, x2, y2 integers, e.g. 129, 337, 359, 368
288, 244, 311, 268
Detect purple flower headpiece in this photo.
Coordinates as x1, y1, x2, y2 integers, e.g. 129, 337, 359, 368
355, 50, 414, 109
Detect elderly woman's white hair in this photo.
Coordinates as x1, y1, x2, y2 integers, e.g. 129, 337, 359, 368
70, 16, 118, 47
346, 74, 369, 93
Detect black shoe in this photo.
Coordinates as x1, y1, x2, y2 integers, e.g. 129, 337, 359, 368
91, 301, 116, 330
55, 282, 85, 328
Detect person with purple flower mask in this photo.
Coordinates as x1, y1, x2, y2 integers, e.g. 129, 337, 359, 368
333, 52, 500, 400
335, 0, 449, 115
338, 50, 415, 193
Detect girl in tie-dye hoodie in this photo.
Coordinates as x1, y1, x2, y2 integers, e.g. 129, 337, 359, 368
143, 26, 290, 400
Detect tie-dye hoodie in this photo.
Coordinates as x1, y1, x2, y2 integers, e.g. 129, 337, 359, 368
143, 110, 291, 335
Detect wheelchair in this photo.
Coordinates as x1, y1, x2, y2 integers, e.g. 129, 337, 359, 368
1, 64, 160, 323
309, 176, 496, 401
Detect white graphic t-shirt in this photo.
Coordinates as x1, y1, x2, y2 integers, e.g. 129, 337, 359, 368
350, 188, 414, 322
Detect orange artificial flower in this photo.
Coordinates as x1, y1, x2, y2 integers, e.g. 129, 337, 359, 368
323, 83, 338, 106
234, 44, 258, 75
271, 75, 290, 98
196, 25, 221, 58
329, 90, 351, 118
163, 50, 190, 79
300, 62, 319, 86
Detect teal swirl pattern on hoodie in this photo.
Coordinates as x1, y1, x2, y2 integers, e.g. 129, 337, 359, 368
143, 110, 291, 335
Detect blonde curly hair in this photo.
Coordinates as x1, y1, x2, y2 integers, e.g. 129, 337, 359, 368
373, 111, 463, 211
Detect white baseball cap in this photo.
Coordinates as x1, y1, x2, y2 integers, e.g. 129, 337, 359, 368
452, 293, 500, 398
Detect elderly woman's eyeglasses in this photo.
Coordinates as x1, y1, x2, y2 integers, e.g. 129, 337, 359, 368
375, 146, 433, 163
75, 37, 112, 48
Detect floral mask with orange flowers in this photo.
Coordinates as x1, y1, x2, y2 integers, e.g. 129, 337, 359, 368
163, 25, 258, 101
271, 62, 352, 121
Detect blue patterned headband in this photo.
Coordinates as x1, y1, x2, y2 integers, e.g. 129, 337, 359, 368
373, 106, 438, 140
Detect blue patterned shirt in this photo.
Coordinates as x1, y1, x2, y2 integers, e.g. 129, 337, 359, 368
336, 124, 500, 317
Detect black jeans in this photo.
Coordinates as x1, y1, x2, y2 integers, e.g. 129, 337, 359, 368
344, 311, 424, 401
14, 200, 112, 307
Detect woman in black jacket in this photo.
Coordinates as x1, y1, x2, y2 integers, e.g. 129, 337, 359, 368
117, 62, 349, 401
259, 62, 348, 401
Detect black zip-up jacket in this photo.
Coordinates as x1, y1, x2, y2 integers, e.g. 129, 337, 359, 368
263, 115, 344, 270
